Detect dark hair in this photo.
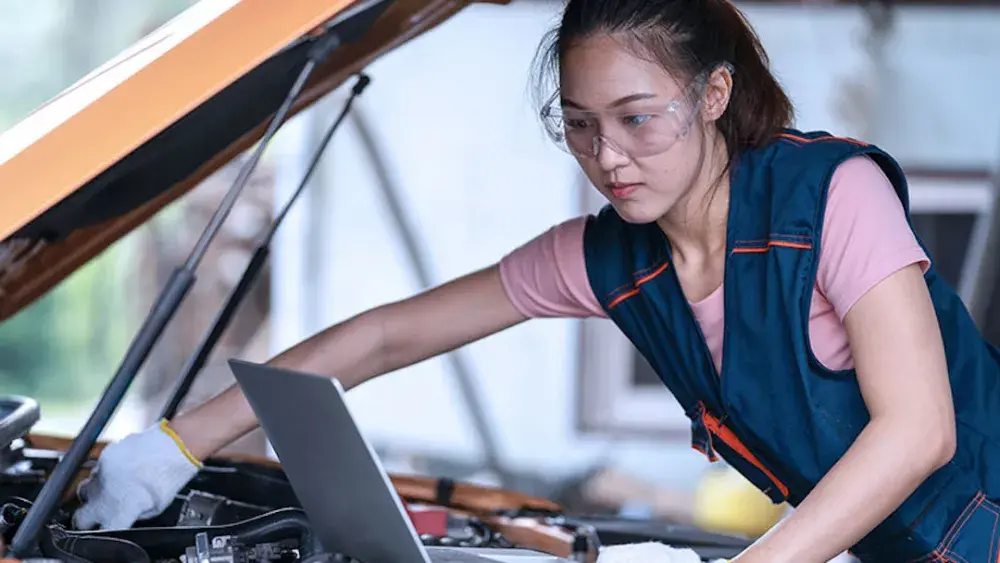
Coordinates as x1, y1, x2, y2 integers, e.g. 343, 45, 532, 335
531, 0, 794, 159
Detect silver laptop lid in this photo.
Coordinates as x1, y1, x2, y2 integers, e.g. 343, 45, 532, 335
228, 359, 431, 563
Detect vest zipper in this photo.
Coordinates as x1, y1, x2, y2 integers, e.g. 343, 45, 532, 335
661, 231, 790, 500
699, 405, 790, 499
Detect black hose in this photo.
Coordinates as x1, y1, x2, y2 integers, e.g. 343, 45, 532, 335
39, 527, 92, 563
38, 508, 319, 561
41, 526, 150, 563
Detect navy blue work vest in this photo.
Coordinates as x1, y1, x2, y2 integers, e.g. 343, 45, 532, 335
582, 129, 1000, 561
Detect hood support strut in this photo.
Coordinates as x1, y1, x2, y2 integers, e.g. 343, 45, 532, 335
159, 72, 371, 421
8, 0, 392, 552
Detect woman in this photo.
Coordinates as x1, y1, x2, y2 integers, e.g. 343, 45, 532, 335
73, 0, 1000, 561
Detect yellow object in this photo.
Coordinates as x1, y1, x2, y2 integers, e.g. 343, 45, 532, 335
158, 419, 204, 468
692, 465, 786, 538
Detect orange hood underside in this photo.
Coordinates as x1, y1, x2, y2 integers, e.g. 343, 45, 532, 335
0, 0, 505, 322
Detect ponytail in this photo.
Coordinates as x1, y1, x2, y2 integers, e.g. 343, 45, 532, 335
706, 0, 794, 153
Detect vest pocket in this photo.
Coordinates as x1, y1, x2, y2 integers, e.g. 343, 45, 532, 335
688, 401, 789, 504
913, 491, 1000, 563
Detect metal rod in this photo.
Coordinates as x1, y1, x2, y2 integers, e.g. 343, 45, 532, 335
183, 34, 341, 272
160, 74, 371, 421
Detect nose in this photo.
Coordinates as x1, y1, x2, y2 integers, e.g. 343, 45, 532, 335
593, 136, 630, 171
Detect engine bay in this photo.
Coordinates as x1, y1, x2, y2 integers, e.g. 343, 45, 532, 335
0, 396, 749, 563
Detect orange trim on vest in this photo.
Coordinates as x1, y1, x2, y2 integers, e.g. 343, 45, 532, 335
778, 133, 867, 146
701, 409, 790, 499
607, 261, 670, 308
732, 240, 812, 254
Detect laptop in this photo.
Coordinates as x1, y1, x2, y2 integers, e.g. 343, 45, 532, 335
228, 359, 570, 563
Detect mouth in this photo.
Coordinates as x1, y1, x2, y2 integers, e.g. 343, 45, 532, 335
607, 182, 641, 199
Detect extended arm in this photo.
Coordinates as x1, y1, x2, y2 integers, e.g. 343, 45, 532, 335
73, 216, 601, 531
171, 215, 605, 457
170, 263, 528, 459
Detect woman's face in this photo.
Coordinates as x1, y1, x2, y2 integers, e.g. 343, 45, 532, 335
558, 34, 714, 224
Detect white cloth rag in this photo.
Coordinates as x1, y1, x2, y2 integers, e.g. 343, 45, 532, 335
596, 542, 727, 563
595, 542, 860, 563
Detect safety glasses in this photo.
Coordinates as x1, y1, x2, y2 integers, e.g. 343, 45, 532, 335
539, 63, 732, 160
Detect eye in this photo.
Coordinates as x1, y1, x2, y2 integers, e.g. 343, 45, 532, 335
622, 114, 651, 127
564, 117, 592, 130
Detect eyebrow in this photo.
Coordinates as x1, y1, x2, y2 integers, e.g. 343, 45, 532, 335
560, 92, 659, 110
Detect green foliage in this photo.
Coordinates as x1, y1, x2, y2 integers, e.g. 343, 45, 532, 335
0, 291, 64, 397
0, 244, 131, 400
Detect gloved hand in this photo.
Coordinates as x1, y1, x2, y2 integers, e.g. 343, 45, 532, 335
73, 420, 202, 530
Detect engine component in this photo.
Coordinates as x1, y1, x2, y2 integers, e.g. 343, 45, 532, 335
23, 505, 321, 562
418, 514, 513, 550
177, 490, 273, 527
179, 531, 300, 563
0, 397, 40, 452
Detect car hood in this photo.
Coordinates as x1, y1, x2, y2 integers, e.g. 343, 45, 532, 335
0, 0, 503, 322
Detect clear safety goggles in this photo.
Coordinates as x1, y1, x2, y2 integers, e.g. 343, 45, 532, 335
539, 63, 732, 160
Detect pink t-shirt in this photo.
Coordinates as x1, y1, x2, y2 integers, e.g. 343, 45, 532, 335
498, 155, 930, 372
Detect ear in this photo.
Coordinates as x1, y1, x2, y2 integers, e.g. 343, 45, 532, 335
701, 64, 733, 122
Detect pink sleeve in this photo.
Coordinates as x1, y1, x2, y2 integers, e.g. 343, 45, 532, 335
498, 216, 607, 319
817, 155, 931, 320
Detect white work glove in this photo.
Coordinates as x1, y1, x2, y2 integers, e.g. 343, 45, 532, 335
597, 542, 728, 563
73, 420, 202, 530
